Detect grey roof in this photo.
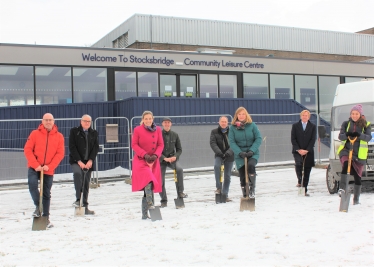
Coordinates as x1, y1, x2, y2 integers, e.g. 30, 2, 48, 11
92, 14, 374, 57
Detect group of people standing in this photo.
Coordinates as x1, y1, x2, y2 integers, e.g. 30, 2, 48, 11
24, 104, 371, 225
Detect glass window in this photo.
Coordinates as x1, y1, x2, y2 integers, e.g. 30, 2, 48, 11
115, 71, 136, 100
138, 72, 158, 97
219, 75, 237, 98
295, 75, 317, 112
345, 77, 364, 83
73, 68, 107, 103
200, 74, 218, 98
180, 75, 196, 97
270, 74, 294, 99
243, 73, 269, 99
160, 74, 177, 97
318, 76, 340, 122
35, 66, 72, 105
0, 65, 34, 106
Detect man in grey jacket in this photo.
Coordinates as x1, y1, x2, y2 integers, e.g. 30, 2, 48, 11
159, 117, 188, 208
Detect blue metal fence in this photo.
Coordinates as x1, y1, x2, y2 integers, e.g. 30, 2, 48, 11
0, 98, 326, 177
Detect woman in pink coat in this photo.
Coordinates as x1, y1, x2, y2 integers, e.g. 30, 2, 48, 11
132, 110, 164, 219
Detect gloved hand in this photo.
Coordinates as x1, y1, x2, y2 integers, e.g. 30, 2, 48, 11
239, 152, 247, 158
224, 152, 231, 158
144, 154, 151, 161
145, 154, 155, 163
351, 132, 361, 137
149, 154, 158, 162
345, 132, 354, 137
217, 152, 224, 158
246, 151, 254, 158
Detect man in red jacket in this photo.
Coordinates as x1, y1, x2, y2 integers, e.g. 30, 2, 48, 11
24, 113, 65, 228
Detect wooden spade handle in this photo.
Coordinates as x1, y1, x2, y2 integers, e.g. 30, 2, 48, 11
244, 157, 249, 184
347, 136, 357, 174
39, 169, 44, 214
220, 164, 224, 183
174, 169, 177, 182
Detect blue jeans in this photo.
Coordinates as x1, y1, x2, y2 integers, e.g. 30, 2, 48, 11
28, 168, 53, 217
214, 157, 234, 196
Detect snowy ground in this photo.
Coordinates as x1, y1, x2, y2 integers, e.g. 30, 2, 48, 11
0, 167, 373, 266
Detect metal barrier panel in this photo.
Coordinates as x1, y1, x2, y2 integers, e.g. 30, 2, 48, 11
0, 118, 81, 181
130, 114, 234, 171
248, 113, 329, 165
93, 117, 131, 184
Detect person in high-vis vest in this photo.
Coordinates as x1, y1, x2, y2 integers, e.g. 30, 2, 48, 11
338, 104, 372, 205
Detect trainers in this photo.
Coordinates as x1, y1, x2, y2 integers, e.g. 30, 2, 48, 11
32, 206, 41, 217
142, 214, 151, 220
46, 218, 54, 229
160, 202, 167, 208
72, 200, 80, 207
179, 192, 188, 198
226, 197, 232, 202
215, 189, 221, 194
85, 208, 95, 215
305, 193, 310, 197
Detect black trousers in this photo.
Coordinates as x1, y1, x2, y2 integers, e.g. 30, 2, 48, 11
71, 163, 92, 207
294, 153, 313, 191
341, 160, 361, 185
159, 161, 184, 203
295, 164, 312, 191
238, 158, 257, 187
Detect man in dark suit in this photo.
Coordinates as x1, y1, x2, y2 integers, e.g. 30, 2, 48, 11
69, 114, 99, 214
291, 110, 316, 196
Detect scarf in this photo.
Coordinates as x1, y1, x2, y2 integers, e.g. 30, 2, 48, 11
144, 122, 157, 132
220, 126, 229, 133
235, 120, 246, 130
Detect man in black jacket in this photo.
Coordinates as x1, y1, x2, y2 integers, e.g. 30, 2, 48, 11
291, 110, 316, 196
210, 116, 234, 201
159, 117, 187, 208
69, 114, 99, 214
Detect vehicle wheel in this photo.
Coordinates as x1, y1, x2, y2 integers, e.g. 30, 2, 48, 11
326, 164, 338, 194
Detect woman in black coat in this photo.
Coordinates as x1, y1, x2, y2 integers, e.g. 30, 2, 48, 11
291, 110, 316, 196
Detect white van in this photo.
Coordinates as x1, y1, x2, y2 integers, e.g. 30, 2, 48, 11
321, 80, 374, 194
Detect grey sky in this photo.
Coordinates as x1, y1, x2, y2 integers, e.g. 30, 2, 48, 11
0, 0, 373, 47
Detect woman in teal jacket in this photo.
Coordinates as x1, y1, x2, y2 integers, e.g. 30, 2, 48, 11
228, 107, 262, 198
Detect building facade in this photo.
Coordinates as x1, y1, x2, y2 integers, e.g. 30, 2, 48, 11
0, 43, 373, 121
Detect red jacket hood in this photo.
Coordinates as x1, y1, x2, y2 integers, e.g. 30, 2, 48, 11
37, 123, 59, 134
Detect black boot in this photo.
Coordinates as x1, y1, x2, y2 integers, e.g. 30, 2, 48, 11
241, 187, 246, 197
249, 174, 256, 199
353, 185, 361, 205
338, 174, 349, 197
144, 184, 155, 209
141, 197, 150, 219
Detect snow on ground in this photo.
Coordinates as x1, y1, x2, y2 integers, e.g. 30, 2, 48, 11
0, 167, 373, 266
